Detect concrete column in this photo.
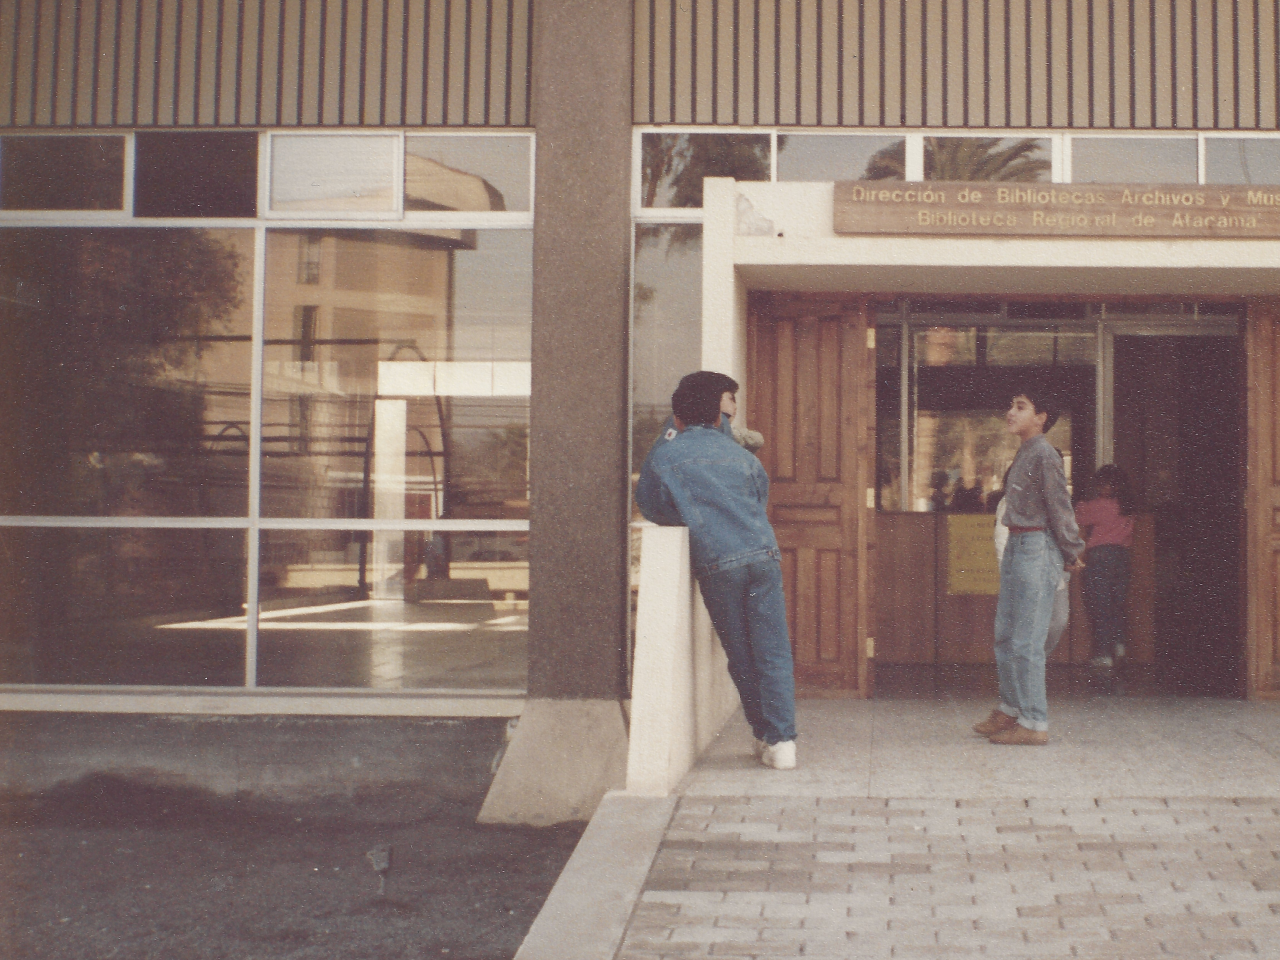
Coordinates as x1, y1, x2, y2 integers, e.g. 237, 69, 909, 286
479, 0, 633, 824
525, 0, 633, 701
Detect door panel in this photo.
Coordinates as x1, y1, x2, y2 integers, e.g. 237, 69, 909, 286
749, 295, 875, 694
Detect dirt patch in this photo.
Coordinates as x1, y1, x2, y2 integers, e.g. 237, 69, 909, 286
1, 774, 585, 960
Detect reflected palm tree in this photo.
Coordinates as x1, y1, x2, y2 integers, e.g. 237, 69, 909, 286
862, 137, 1050, 182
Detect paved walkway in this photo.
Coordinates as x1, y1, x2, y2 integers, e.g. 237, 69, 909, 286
520, 696, 1280, 960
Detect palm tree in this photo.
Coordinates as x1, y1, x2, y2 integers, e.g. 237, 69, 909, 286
862, 137, 1050, 182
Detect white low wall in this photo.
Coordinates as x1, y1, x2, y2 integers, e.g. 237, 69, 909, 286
626, 525, 740, 796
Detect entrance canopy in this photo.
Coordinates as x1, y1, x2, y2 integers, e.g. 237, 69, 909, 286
702, 177, 1280, 380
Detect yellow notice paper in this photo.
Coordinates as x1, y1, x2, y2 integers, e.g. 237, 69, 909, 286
947, 514, 1001, 595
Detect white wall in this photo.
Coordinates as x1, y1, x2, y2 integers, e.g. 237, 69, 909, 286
625, 524, 739, 796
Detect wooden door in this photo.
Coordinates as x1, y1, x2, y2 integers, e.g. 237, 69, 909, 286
1246, 299, 1280, 700
748, 294, 875, 695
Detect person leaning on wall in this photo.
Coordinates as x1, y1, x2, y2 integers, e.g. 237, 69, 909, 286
635, 371, 796, 770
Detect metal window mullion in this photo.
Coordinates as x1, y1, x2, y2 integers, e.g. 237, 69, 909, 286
905, 132, 925, 180
122, 131, 136, 215
1097, 317, 1113, 469
245, 222, 267, 689
899, 316, 909, 511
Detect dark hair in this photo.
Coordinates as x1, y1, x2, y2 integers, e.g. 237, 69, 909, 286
1011, 381, 1061, 433
672, 371, 739, 427
1093, 464, 1135, 515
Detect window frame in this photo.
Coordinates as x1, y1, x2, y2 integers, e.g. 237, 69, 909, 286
0, 128, 536, 701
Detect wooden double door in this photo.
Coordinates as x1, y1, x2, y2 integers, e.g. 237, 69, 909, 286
747, 294, 875, 695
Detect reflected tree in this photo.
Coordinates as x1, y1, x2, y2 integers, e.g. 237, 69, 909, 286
0, 230, 246, 659
861, 137, 1051, 182
639, 134, 770, 251
0, 229, 243, 515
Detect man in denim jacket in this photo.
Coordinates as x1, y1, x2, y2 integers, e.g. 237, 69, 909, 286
635, 371, 797, 769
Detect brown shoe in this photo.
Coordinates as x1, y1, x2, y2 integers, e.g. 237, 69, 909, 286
972, 710, 1019, 736
988, 724, 1049, 746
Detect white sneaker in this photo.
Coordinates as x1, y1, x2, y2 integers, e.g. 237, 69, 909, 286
760, 741, 796, 770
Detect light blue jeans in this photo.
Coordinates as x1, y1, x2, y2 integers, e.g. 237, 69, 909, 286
994, 530, 1064, 731
698, 556, 797, 745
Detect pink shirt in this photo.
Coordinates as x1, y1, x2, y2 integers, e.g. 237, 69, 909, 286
1073, 496, 1134, 549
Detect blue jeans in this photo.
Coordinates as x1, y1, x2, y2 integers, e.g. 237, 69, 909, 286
994, 531, 1063, 731
1082, 545, 1130, 659
698, 556, 797, 745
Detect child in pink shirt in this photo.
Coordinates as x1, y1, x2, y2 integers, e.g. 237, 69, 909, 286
1074, 465, 1136, 669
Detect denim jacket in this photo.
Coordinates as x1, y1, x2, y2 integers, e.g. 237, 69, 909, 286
635, 423, 780, 578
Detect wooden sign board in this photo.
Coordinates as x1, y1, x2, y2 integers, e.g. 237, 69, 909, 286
834, 180, 1280, 239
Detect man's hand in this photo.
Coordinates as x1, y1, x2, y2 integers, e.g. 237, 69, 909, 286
1067, 557, 1086, 573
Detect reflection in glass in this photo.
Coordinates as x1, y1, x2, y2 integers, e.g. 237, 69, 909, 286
632, 225, 702, 475
777, 135, 905, 181
0, 229, 253, 516
261, 230, 532, 520
405, 136, 530, 211
256, 530, 526, 690
1071, 137, 1197, 183
912, 411, 1072, 513
986, 330, 1096, 366
270, 135, 398, 213
0, 528, 246, 685
877, 404, 903, 511
1204, 139, 1280, 185
915, 328, 978, 366
0, 136, 125, 210
641, 133, 770, 207
924, 137, 1051, 182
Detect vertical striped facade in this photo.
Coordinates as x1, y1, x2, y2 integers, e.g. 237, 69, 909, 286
0, 0, 531, 127
635, 0, 1280, 129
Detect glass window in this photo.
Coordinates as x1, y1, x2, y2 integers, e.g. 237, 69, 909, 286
0, 136, 125, 210
641, 133, 770, 208
405, 135, 531, 212
0, 527, 246, 685
924, 137, 1051, 182
986, 330, 1097, 366
911, 410, 1073, 513
1204, 138, 1280, 185
0, 228, 254, 516
877, 318, 1096, 513
256, 529, 526, 689
134, 132, 258, 218
915, 327, 978, 366
632, 224, 702, 475
777, 135, 905, 181
1071, 137, 1197, 183
269, 135, 399, 214
261, 229, 531, 520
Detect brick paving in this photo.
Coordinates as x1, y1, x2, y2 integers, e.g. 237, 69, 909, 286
615, 796, 1280, 960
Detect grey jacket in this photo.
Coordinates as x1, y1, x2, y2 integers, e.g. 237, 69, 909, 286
1000, 434, 1086, 565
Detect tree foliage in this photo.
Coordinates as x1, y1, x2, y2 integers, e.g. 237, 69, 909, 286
0, 229, 245, 514
861, 137, 1051, 183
